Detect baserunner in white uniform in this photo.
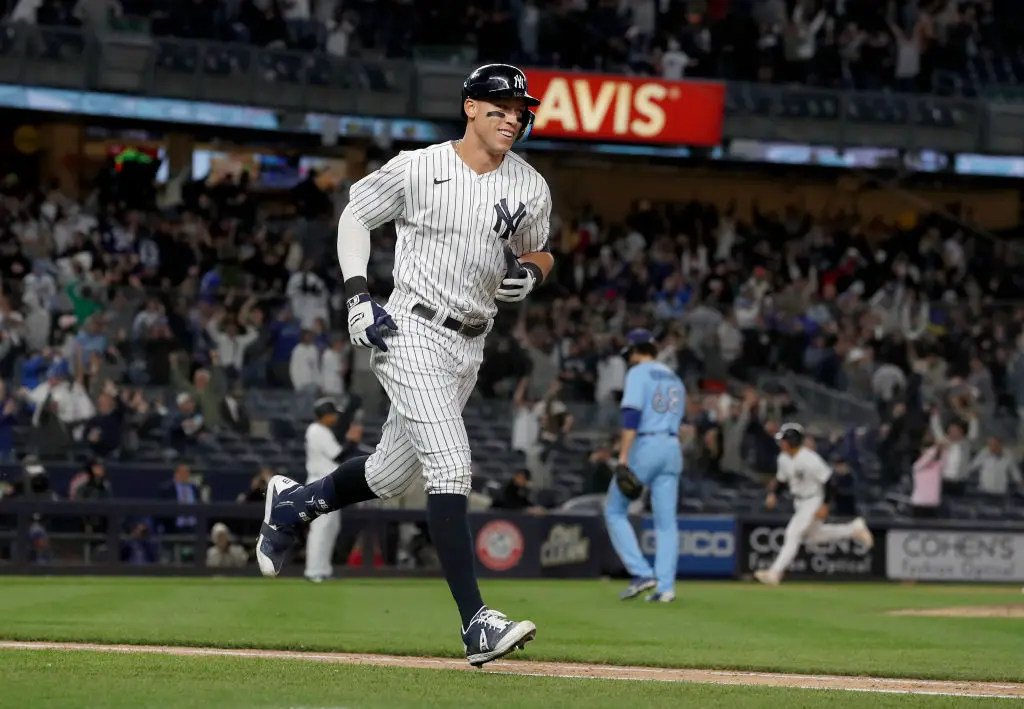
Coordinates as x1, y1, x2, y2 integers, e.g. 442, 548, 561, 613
255, 64, 554, 667
755, 423, 875, 585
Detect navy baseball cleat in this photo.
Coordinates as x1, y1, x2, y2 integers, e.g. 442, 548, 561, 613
256, 475, 303, 577
462, 608, 537, 667
618, 577, 656, 600
645, 591, 676, 603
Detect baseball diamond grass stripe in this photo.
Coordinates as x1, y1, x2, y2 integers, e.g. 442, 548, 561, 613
0, 578, 1021, 682
1, 650, 1015, 709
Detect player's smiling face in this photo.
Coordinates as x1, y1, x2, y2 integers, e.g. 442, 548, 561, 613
467, 97, 526, 153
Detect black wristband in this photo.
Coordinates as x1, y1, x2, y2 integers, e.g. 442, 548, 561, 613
344, 277, 368, 299
822, 479, 835, 505
522, 262, 543, 286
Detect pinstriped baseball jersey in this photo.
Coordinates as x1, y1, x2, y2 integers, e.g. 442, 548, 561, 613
347, 141, 552, 322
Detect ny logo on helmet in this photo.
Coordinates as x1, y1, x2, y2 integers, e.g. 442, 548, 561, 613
513, 74, 525, 90
492, 199, 527, 241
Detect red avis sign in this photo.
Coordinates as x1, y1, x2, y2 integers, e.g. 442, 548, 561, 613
524, 70, 725, 146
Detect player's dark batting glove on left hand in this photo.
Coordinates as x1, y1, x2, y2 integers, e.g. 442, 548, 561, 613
495, 246, 537, 303
347, 293, 397, 352
614, 463, 644, 501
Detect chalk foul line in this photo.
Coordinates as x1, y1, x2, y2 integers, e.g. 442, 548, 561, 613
1, 641, 1021, 699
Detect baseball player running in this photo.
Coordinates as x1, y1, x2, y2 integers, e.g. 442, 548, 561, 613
256, 64, 553, 667
303, 398, 346, 582
755, 423, 874, 585
605, 330, 686, 603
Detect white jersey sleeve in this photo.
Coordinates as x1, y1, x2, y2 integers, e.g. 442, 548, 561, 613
347, 151, 413, 230
508, 178, 551, 257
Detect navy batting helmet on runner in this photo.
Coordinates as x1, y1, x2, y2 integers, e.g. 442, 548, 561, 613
313, 397, 339, 420
461, 63, 540, 142
775, 422, 805, 448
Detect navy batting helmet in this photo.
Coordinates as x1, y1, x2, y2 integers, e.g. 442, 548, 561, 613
775, 422, 805, 448
461, 63, 540, 142
313, 397, 339, 420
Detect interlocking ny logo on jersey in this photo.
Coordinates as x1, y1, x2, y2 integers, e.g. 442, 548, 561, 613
492, 198, 527, 240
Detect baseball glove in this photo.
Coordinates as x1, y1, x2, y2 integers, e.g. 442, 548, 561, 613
814, 503, 829, 520
614, 463, 644, 500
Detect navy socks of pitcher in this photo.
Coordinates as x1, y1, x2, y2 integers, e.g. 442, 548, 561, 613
256, 455, 374, 577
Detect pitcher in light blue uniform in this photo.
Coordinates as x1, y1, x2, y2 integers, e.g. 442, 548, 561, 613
605, 329, 686, 603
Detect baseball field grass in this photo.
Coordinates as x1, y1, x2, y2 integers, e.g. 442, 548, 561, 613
0, 577, 1021, 708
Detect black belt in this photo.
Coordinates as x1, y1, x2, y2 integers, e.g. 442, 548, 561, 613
411, 303, 487, 338
638, 432, 676, 437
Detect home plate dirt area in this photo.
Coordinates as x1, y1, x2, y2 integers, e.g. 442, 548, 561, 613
3, 642, 1023, 699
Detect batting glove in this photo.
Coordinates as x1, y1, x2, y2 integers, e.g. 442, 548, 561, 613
495, 253, 537, 303
346, 293, 397, 352
495, 271, 535, 302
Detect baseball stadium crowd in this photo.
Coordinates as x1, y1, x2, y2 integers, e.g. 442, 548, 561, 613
5, 1, 1024, 96
0, 145, 1020, 528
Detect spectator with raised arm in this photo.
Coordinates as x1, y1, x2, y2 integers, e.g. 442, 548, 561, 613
911, 434, 946, 518
170, 349, 224, 430
205, 304, 258, 382
930, 404, 980, 497
286, 259, 330, 330
969, 436, 1023, 497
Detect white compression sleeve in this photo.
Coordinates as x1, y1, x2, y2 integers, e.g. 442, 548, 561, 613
336, 206, 371, 290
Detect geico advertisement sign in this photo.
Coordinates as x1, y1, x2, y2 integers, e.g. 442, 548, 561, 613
640, 529, 734, 558
525, 70, 725, 146
886, 530, 1024, 582
744, 525, 874, 576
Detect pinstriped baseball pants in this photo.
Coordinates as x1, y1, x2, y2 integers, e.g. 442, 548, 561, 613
364, 296, 487, 498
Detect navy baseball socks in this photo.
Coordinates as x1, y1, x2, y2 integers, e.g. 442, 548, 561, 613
426, 493, 485, 626
254, 461, 537, 666
426, 493, 537, 667
256, 456, 375, 576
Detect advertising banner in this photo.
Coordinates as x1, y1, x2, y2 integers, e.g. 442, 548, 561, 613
524, 70, 725, 146
886, 529, 1024, 582
470, 514, 605, 579
640, 515, 737, 578
472, 516, 536, 577
537, 518, 603, 578
739, 520, 883, 579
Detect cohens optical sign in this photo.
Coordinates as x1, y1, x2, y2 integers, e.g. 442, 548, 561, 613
525, 70, 726, 147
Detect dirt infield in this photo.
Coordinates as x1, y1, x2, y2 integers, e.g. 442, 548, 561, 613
2, 641, 1023, 699
887, 605, 1024, 618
